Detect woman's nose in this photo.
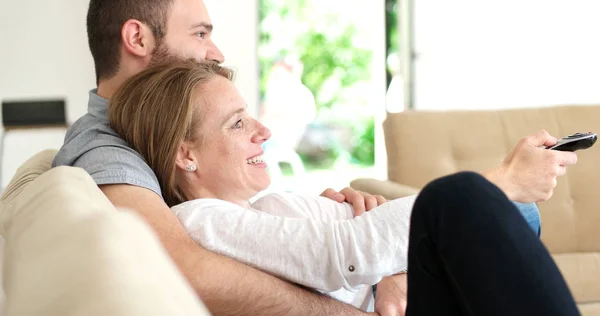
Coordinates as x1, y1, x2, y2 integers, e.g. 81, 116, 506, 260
252, 121, 271, 144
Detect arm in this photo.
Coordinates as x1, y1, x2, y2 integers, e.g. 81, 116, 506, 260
251, 192, 356, 220
101, 184, 371, 316
175, 195, 416, 292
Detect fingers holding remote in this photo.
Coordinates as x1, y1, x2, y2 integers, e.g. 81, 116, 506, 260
492, 130, 579, 203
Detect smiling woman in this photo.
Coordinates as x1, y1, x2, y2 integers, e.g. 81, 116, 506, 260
110, 59, 277, 209
109, 60, 240, 207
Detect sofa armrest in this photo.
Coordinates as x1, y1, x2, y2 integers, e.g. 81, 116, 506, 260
1, 166, 211, 316
350, 178, 420, 200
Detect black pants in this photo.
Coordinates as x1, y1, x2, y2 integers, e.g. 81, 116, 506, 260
406, 172, 580, 316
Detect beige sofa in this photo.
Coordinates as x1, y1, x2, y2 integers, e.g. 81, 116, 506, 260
0, 150, 210, 316
352, 105, 600, 315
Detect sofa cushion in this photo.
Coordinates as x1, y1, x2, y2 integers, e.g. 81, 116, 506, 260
0, 152, 211, 315
553, 252, 600, 304
579, 303, 600, 316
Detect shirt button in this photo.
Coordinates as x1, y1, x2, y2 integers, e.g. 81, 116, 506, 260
348, 265, 355, 272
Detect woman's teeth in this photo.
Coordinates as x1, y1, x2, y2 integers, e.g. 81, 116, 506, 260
247, 155, 264, 164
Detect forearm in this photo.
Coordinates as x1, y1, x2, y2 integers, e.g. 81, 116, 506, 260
167, 235, 367, 316
480, 166, 517, 201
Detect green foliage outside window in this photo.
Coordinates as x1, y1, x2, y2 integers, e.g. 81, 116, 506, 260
259, 0, 397, 167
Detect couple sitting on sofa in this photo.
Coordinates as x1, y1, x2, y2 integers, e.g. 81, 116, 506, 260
54, 59, 580, 315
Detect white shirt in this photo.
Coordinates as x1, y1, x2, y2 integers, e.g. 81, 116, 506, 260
172, 192, 417, 310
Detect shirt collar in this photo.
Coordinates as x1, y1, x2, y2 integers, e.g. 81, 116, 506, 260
87, 89, 109, 119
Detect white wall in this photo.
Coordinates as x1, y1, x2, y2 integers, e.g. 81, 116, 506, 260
206, 0, 259, 116
0, 0, 258, 187
0, 0, 93, 187
412, 0, 600, 110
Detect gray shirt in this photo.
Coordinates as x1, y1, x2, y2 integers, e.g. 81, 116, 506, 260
52, 90, 162, 197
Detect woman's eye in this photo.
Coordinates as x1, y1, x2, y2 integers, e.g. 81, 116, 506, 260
233, 119, 243, 129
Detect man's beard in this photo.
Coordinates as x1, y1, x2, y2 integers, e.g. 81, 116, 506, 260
149, 41, 219, 67
148, 41, 186, 67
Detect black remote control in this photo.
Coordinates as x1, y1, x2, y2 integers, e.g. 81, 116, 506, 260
545, 132, 597, 152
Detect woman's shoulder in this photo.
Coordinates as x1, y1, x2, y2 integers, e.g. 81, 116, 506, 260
252, 192, 353, 220
252, 191, 328, 209
250, 192, 305, 217
171, 198, 245, 217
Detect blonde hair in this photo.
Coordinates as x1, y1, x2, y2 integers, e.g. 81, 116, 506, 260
109, 59, 234, 206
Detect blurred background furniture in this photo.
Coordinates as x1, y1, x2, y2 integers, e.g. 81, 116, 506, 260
351, 105, 600, 316
0, 99, 68, 189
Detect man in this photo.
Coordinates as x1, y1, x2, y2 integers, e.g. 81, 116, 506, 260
53, 0, 576, 315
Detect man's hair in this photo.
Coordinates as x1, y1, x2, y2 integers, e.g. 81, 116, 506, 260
109, 60, 234, 206
86, 0, 175, 82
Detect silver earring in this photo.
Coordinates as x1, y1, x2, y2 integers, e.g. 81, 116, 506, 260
185, 164, 197, 172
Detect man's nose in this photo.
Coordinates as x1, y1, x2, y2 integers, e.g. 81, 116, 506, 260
206, 40, 225, 64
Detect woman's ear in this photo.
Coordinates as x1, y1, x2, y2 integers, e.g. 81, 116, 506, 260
121, 19, 153, 58
175, 142, 197, 172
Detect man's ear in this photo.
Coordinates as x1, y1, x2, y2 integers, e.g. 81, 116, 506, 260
175, 142, 196, 171
121, 19, 153, 58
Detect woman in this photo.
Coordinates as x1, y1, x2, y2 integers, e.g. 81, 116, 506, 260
109, 60, 579, 315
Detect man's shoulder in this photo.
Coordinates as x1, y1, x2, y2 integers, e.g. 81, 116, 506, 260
53, 112, 162, 197
68, 112, 124, 142
53, 112, 133, 166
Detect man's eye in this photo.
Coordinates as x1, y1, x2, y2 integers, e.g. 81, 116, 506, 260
196, 32, 206, 39
233, 119, 243, 129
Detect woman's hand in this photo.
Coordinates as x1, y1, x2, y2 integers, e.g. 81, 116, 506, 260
374, 273, 408, 316
320, 187, 387, 216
